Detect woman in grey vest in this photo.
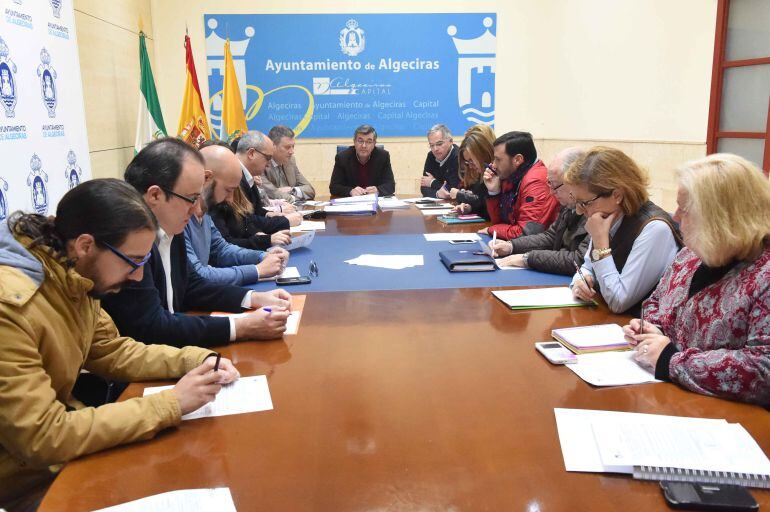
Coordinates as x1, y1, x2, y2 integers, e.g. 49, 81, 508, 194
565, 147, 681, 315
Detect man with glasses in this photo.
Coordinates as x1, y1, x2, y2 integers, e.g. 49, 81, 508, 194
482, 131, 560, 240
488, 147, 590, 275
102, 138, 291, 349
330, 124, 396, 197
420, 124, 459, 198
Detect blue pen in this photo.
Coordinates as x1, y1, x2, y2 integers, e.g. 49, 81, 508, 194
263, 307, 272, 314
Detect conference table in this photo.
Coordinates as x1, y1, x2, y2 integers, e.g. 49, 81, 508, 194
39, 206, 770, 511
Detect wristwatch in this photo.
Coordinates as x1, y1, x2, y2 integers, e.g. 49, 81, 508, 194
591, 247, 612, 262
522, 252, 530, 268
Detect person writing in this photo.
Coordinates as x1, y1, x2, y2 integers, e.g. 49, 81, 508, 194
623, 154, 770, 405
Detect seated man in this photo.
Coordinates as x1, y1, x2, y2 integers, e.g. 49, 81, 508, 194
482, 131, 560, 240
185, 143, 290, 286
489, 147, 589, 275
102, 137, 290, 348
262, 125, 316, 202
0, 179, 239, 510
420, 124, 459, 197
330, 124, 395, 197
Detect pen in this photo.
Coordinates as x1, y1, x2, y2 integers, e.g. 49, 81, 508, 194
263, 307, 272, 314
639, 303, 645, 335
573, 257, 589, 288
490, 230, 497, 258
485, 164, 498, 176
213, 353, 221, 372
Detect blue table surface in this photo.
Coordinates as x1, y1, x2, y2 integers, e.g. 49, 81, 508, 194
247, 233, 571, 293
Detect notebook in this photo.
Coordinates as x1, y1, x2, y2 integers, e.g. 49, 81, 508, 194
492, 287, 596, 310
439, 249, 496, 272
437, 214, 485, 224
554, 408, 770, 489
551, 323, 630, 354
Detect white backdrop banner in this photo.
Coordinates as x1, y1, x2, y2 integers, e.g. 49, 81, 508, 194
0, 0, 91, 220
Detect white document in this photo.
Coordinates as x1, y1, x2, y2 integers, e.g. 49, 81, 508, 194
283, 231, 315, 251
492, 287, 591, 308
566, 350, 660, 386
92, 487, 237, 512
378, 197, 410, 209
325, 203, 376, 214
553, 324, 629, 349
420, 208, 454, 216
144, 375, 273, 420
495, 260, 527, 270
290, 220, 325, 232
258, 266, 300, 282
553, 408, 730, 473
331, 193, 377, 204
211, 309, 302, 335
345, 254, 424, 270
300, 200, 327, 206
423, 233, 480, 242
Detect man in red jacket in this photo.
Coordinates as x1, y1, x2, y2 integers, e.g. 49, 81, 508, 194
481, 131, 560, 240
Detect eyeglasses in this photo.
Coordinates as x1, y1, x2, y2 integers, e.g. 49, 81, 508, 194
253, 148, 274, 161
100, 241, 152, 274
355, 138, 375, 147
160, 187, 200, 205
309, 260, 319, 277
428, 140, 447, 149
571, 192, 611, 209
547, 180, 564, 191
463, 159, 479, 169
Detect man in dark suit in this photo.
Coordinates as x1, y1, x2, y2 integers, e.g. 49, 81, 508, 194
101, 138, 291, 348
420, 123, 460, 197
329, 124, 396, 197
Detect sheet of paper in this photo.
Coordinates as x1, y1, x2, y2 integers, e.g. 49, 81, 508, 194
553, 324, 628, 349
144, 375, 273, 420
284, 230, 315, 251
290, 220, 325, 232
378, 197, 410, 209
331, 193, 377, 204
495, 259, 527, 270
258, 266, 300, 282
553, 408, 729, 473
345, 254, 424, 270
325, 203, 376, 214
492, 287, 592, 308
420, 208, 454, 216
92, 488, 237, 512
566, 350, 660, 386
423, 233, 480, 242
211, 295, 306, 335
300, 200, 327, 206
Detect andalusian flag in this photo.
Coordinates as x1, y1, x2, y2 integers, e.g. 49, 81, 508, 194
219, 38, 247, 142
177, 34, 210, 147
134, 31, 167, 153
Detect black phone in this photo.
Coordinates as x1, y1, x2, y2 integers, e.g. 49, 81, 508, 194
275, 276, 311, 286
660, 481, 758, 511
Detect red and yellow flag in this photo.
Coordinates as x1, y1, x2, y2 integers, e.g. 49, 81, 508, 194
177, 34, 211, 147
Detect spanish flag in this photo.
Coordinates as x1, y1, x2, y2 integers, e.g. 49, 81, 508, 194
177, 34, 210, 147
219, 38, 248, 142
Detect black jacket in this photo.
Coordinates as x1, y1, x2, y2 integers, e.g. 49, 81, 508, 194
420, 145, 460, 197
239, 175, 291, 234
329, 146, 396, 197
456, 181, 489, 220
101, 233, 247, 347
508, 206, 589, 275
210, 200, 273, 251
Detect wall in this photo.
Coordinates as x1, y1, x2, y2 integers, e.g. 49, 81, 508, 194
73, 0, 152, 179
77, 0, 717, 210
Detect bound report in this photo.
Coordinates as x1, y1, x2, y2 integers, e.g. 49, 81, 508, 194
439, 249, 496, 272
551, 323, 630, 354
437, 214, 485, 224
554, 408, 770, 489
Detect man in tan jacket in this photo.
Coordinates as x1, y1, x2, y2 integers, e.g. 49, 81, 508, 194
262, 125, 316, 202
0, 179, 239, 511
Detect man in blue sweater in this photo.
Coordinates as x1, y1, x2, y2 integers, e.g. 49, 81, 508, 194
185, 143, 289, 286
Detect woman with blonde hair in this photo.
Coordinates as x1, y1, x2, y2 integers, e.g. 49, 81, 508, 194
567, 147, 681, 314
437, 124, 494, 218
623, 154, 770, 405
210, 185, 291, 250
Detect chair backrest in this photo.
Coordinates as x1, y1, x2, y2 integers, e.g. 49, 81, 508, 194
336, 144, 385, 154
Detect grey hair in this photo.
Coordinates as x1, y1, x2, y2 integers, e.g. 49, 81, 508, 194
354, 124, 377, 141
236, 131, 269, 154
268, 125, 295, 145
427, 124, 452, 139
557, 148, 586, 177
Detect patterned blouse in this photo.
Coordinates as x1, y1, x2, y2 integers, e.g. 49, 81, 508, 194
644, 246, 770, 405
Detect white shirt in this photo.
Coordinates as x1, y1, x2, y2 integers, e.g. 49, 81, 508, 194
156, 228, 175, 314
241, 163, 254, 188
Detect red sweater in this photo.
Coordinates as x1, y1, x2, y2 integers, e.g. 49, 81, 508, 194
485, 160, 560, 240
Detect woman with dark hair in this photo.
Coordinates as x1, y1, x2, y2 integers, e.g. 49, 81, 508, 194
0, 179, 240, 511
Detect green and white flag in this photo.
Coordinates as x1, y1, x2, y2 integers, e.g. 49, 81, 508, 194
134, 32, 167, 153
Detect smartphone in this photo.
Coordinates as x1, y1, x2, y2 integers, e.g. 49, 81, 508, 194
535, 342, 577, 364
660, 481, 758, 511
275, 276, 311, 286
449, 240, 476, 244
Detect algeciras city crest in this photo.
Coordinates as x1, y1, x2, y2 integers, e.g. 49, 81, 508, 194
27, 153, 49, 215
50, 0, 62, 18
339, 19, 365, 57
65, 149, 82, 189
0, 177, 8, 221
38, 47, 58, 118
0, 37, 18, 118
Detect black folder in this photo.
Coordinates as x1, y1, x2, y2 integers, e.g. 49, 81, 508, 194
439, 250, 496, 272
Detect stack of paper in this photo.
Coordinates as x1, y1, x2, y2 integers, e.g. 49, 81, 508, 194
554, 408, 770, 488
345, 254, 424, 270
144, 375, 274, 420
283, 230, 315, 251
423, 233, 480, 242
93, 488, 237, 512
566, 350, 660, 386
330, 193, 378, 204
378, 197, 410, 209
551, 323, 630, 354
290, 220, 325, 232
492, 287, 595, 310
325, 202, 377, 215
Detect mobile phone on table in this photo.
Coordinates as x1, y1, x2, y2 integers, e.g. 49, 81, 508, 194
660, 481, 758, 511
534, 342, 577, 364
449, 240, 476, 244
275, 276, 311, 285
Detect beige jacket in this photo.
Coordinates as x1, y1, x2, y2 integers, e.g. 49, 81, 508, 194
263, 157, 316, 202
0, 234, 211, 506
